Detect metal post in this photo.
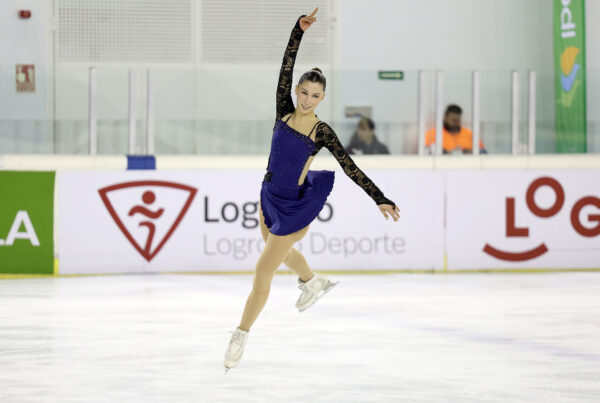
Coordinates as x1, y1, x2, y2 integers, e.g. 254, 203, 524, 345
128, 69, 136, 155
511, 70, 520, 155
146, 69, 154, 155
435, 71, 444, 155
528, 70, 536, 155
417, 70, 426, 155
472, 70, 480, 155
89, 67, 97, 155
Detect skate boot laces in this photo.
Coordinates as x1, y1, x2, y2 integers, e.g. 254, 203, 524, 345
298, 274, 327, 296
229, 328, 248, 347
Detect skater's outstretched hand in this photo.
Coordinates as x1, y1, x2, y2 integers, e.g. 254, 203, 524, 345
379, 203, 400, 222
300, 8, 318, 31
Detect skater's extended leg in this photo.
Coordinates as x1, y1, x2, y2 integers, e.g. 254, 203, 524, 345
259, 203, 314, 282
238, 225, 309, 331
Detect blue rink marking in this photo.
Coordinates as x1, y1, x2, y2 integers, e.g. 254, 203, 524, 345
127, 155, 156, 170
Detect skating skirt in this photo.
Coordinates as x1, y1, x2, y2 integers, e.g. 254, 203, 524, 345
260, 170, 335, 236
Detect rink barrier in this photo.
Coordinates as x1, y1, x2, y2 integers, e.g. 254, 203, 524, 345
3, 154, 600, 171
2, 154, 600, 276
127, 155, 156, 170
2, 267, 600, 280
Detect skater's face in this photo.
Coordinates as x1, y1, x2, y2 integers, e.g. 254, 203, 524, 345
295, 82, 325, 115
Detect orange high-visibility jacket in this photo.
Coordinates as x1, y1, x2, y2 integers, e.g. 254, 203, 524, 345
425, 127, 485, 152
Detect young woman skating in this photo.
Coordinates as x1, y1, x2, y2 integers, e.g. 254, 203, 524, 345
225, 8, 400, 371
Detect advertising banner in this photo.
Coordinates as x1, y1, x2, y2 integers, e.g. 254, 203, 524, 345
554, 0, 587, 152
57, 171, 443, 274
0, 171, 55, 274
446, 170, 600, 269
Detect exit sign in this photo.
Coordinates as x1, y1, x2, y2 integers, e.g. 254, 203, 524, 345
378, 71, 404, 80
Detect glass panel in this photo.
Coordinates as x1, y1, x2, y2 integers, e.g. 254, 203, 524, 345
0, 65, 53, 153
535, 70, 556, 154
1, 65, 597, 156
54, 65, 89, 154
588, 68, 600, 154
479, 70, 512, 154
96, 67, 130, 154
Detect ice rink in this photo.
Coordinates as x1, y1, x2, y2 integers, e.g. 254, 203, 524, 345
1, 272, 600, 402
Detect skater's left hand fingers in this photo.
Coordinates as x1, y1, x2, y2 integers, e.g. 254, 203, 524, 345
379, 204, 399, 222
391, 205, 400, 221
379, 206, 389, 220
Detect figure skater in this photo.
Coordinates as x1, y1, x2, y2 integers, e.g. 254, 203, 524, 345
224, 8, 400, 371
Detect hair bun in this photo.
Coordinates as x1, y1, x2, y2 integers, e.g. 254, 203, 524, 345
311, 67, 322, 74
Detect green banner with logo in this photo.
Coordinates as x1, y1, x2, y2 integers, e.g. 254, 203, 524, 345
0, 172, 55, 274
554, 0, 587, 153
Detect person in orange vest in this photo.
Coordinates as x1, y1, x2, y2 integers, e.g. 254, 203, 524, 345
425, 104, 486, 154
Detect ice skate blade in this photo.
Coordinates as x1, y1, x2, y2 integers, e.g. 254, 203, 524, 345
298, 280, 339, 312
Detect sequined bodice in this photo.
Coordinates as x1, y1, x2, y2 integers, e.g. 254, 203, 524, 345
265, 120, 314, 189
264, 15, 395, 206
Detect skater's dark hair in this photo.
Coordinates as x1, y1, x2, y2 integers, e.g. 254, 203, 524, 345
298, 67, 326, 91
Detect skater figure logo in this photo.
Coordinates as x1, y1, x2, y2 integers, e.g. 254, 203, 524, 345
483, 176, 600, 262
99, 180, 197, 261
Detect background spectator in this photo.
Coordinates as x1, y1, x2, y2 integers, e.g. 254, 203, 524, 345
425, 104, 486, 154
345, 117, 390, 155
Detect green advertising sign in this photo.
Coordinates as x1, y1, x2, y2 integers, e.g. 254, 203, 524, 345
0, 172, 55, 274
554, 0, 587, 153
378, 71, 404, 80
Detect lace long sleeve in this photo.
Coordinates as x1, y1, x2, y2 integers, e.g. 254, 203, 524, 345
276, 16, 305, 121
316, 122, 396, 206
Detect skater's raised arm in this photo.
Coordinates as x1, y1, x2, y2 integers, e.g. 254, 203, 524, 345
276, 9, 318, 121
317, 122, 400, 221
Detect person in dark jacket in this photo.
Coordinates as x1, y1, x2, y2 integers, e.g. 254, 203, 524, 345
345, 117, 390, 155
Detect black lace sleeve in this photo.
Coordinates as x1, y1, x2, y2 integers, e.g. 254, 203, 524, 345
276, 16, 305, 121
316, 122, 396, 206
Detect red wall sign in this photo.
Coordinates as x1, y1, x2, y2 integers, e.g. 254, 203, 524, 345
16, 64, 35, 92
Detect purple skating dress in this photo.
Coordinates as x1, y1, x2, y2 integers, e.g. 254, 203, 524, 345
260, 16, 395, 236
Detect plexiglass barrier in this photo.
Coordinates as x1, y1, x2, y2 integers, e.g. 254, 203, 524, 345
0, 65, 597, 155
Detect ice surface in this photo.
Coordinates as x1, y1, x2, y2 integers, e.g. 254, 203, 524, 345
1, 272, 600, 402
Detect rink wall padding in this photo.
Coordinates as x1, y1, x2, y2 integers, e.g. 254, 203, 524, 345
56, 170, 439, 274
1, 155, 600, 275
127, 155, 156, 170
0, 171, 55, 274
54, 169, 600, 274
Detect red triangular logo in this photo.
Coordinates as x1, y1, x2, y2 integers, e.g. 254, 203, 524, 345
98, 180, 197, 262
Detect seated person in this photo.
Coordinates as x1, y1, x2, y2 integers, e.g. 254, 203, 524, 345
425, 104, 486, 154
345, 117, 390, 155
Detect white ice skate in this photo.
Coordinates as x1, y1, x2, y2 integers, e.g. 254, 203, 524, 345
295, 272, 339, 312
224, 327, 249, 372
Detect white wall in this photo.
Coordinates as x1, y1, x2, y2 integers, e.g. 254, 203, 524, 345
339, 0, 553, 71
336, 0, 556, 153
0, 0, 53, 120
0, 0, 598, 154
0, 0, 54, 153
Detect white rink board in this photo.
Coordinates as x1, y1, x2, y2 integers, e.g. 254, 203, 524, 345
446, 170, 600, 269
57, 171, 443, 274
